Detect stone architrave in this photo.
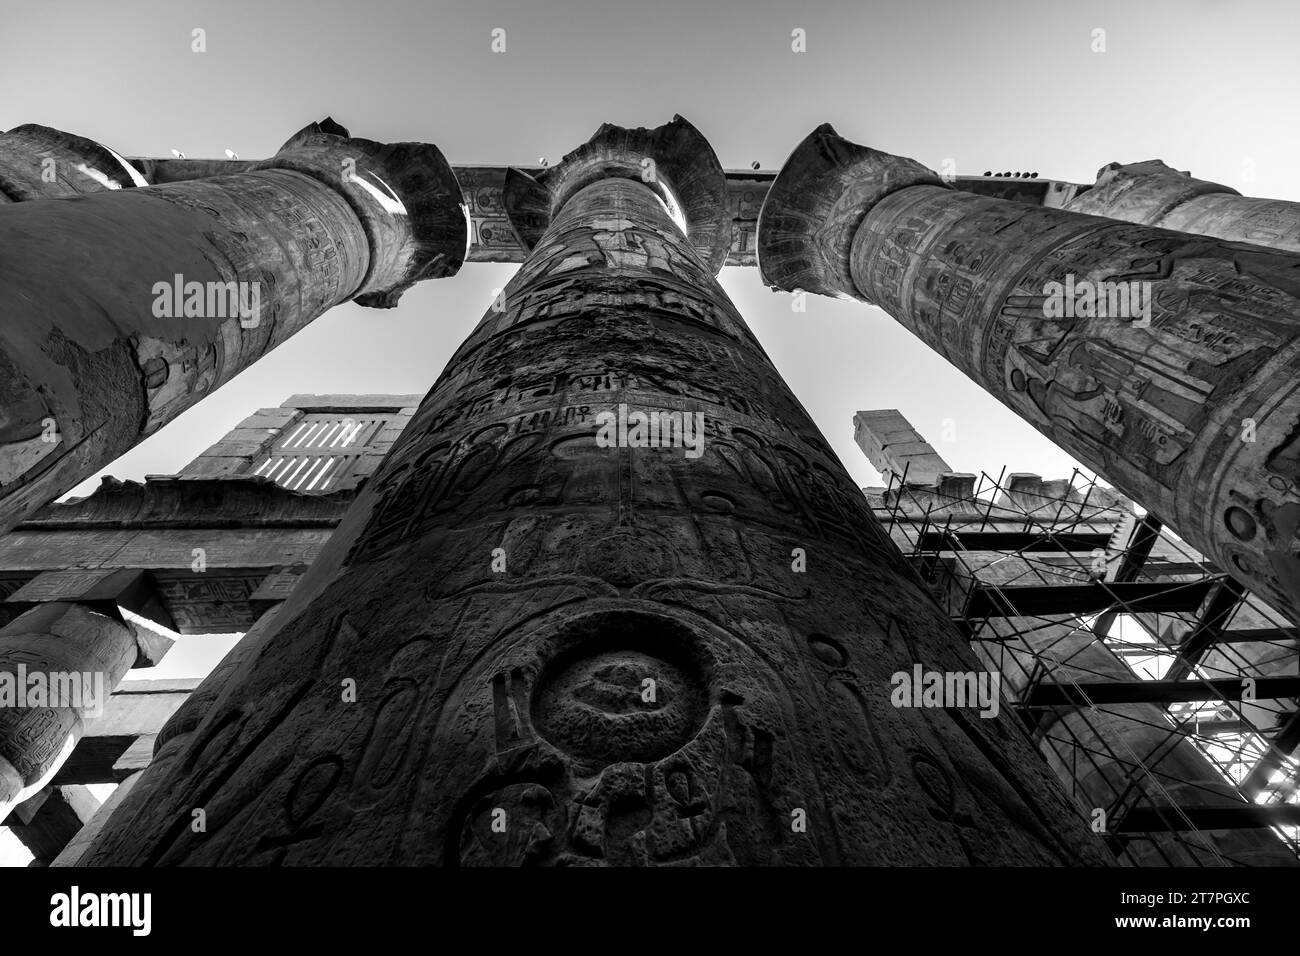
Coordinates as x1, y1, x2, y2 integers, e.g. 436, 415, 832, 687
78, 117, 1111, 867
0, 118, 467, 532
1067, 160, 1300, 254
759, 124, 1300, 625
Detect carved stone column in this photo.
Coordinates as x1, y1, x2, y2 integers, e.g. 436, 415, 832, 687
0, 568, 174, 822
0, 125, 147, 202
78, 117, 1109, 867
1067, 160, 1300, 254
759, 124, 1300, 625
0, 603, 141, 822
0, 119, 466, 532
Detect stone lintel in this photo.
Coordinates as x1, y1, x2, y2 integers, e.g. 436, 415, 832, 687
14, 476, 352, 530
280, 393, 425, 413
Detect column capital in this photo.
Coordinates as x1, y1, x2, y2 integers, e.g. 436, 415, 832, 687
0, 124, 147, 201
501, 114, 731, 273
1067, 158, 1239, 222
257, 117, 468, 308
758, 123, 948, 297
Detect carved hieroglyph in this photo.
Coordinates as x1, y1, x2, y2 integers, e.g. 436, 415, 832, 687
759, 124, 1300, 626
0, 119, 466, 533
1067, 160, 1300, 254
81, 118, 1110, 866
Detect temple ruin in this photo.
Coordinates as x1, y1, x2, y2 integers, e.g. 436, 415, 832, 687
0, 116, 1295, 866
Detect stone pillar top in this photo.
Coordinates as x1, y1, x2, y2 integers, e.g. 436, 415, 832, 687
257, 117, 469, 308
501, 114, 732, 273
1067, 158, 1239, 221
0, 124, 148, 200
757, 123, 949, 297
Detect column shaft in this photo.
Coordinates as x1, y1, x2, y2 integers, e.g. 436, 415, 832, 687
0, 602, 138, 821
760, 125, 1300, 626
76, 119, 1111, 867
1067, 160, 1300, 254
0, 125, 145, 202
0, 119, 466, 531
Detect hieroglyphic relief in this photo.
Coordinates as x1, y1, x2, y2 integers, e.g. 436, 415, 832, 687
78, 120, 1111, 867
152, 572, 267, 631
848, 180, 1300, 622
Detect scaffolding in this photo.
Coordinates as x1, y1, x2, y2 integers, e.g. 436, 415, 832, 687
876, 465, 1300, 866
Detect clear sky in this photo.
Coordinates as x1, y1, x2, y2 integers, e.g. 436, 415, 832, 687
2, 0, 1298, 864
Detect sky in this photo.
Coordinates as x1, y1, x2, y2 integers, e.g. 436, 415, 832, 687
2, 0, 1299, 864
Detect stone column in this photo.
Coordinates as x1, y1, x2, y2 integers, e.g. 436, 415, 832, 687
1067, 160, 1300, 254
0, 568, 174, 822
0, 603, 140, 822
0, 118, 467, 532
55, 604, 285, 865
78, 117, 1110, 867
0, 125, 147, 202
759, 124, 1300, 626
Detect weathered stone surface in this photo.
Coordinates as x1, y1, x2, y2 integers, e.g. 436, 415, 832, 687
1067, 160, 1300, 254
80, 119, 1110, 867
0, 120, 466, 533
760, 124, 1300, 627
0, 125, 146, 202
